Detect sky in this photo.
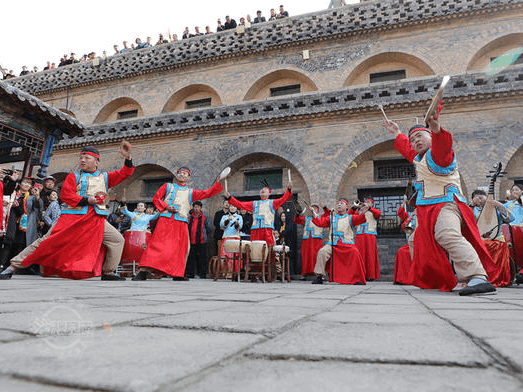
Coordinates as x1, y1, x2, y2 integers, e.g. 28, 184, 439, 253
1, 0, 358, 75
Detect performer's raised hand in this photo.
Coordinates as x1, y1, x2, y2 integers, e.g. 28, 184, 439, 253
287, 181, 292, 190
383, 119, 400, 136
224, 191, 231, 200
426, 112, 441, 134
119, 140, 132, 160
87, 196, 97, 205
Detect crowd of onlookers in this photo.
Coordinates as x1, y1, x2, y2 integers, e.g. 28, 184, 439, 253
1, 5, 291, 81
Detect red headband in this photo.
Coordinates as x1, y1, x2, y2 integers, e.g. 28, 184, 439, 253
261, 187, 271, 194
408, 126, 430, 138
81, 151, 100, 159
339, 199, 349, 206
177, 168, 191, 175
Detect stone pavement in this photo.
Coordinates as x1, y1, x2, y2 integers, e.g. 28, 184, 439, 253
0, 277, 522, 392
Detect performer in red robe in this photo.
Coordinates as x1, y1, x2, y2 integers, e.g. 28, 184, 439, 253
394, 199, 416, 285
225, 183, 292, 246
133, 167, 223, 280
471, 190, 512, 287
351, 198, 381, 280
294, 204, 327, 278
0, 144, 134, 280
384, 115, 496, 295
311, 198, 366, 285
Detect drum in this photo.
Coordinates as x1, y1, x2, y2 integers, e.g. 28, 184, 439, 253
120, 230, 151, 264
249, 240, 268, 262
223, 239, 251, 254
273, 245, 290, 253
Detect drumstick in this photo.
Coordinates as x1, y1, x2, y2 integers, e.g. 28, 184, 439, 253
123, 187, 127, 199
225, 179, 228, 194
287, 169, 291, 183
378, 104, 389, 122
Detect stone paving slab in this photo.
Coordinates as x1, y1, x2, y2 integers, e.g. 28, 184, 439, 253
166, 359, 522, 392
0, 326, 263, 392
132, 303, 318, 335
246, 320, 491, 366
0, 305, 155, 335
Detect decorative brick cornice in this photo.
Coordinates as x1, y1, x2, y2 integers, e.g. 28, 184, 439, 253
7, 0, 522, 96
55, 67, 523, 149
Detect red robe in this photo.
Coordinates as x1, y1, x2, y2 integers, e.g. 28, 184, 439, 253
395, 130, 495, 292
482, 240, 511, 287
21, 164, 134, 279
228, 189, 292, 246
351, 207, 381, 280
313, 213, 367, 284
394, 245, 412, 285
394, 205, 413, 285
294, 215, 324, 276
138, 181, 223, 277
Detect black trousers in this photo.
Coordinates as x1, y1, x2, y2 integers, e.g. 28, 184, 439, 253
186, 243, 207, 278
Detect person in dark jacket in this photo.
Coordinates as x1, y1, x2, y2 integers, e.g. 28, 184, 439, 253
186, 201, 213, 278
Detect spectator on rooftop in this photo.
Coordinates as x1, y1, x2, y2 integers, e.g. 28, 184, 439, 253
182, 27, 191, 39
254, 10, 266, 23
50, 63, 56, 69
145, 37, 152, 47
278, 5, 289, 18
239, 17, 246, 26
246, 15, 252, 26
88, 52, 96, 60
194, 26, 203, 36
20, 66, 30, 76
269, 8, 278, 21
113, 45, 119, 54
32, 66, 38, 73
65, 53, 78, 65
205, 26, 212, 35
80, 54, 88, 62
135, 38, 146, 49
156, 34, 168, 45
216, 19, 224, 32
43, 61, 51, 71
120, 41, 132, 53
58, 55, 67, 67
171, 34, 178, 42
5, 70, 16, 79
224, 15, 237, 30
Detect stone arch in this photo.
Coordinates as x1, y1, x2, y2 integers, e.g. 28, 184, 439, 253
92, 97, 144, 124
162, 84, 222, 113
337, 140, 405, 201
466, 33, 523, 72
344, 52, 435, 87
243, 69, 318, 101
111, 163, 174, 202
